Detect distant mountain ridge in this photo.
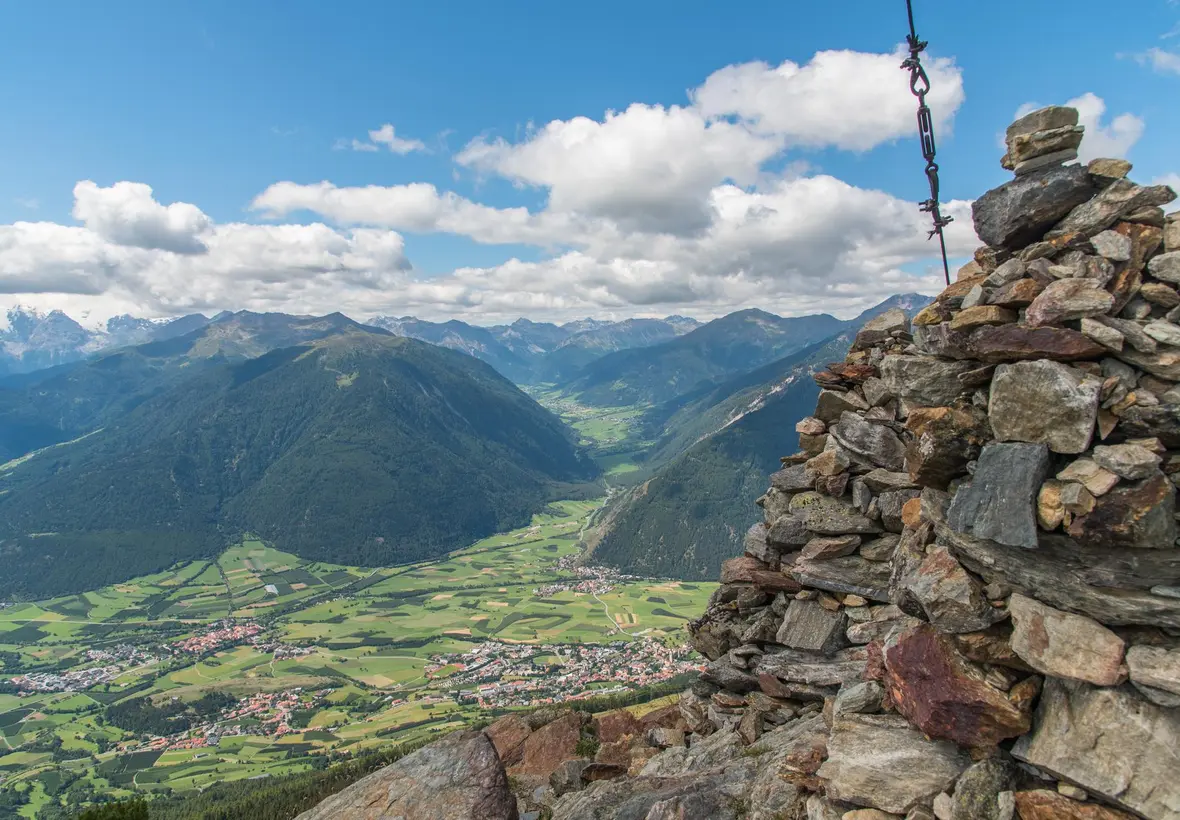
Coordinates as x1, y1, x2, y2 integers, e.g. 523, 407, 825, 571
368, 314, 702, 383
0, 306, 211, 376
0, 330, 598, 598
588, 294, 931, 580
0, 310, 392, 463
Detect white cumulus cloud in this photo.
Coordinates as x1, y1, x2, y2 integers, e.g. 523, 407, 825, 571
337, 123, 427, 154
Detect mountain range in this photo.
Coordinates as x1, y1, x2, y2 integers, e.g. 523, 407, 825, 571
0, 329, 597, 598
587, 294, 930, 580
0, 307, 211, 376
0, 293, 927, 596
0, 306, 701, 383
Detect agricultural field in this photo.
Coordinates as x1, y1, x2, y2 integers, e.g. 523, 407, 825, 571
528, 388, 651, 478
0, 499, 714, 816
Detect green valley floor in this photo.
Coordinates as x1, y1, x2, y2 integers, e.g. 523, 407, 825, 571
0, 499, 714, 817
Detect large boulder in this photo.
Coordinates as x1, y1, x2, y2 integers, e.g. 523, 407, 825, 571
1013, 678, 1180, 820
294, 730, 518, 820
971, 163, 1096, 249
988, 360, 1101, 453
816, 713, 971, 814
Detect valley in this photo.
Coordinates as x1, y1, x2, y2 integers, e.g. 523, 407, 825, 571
0, 500, 714, 816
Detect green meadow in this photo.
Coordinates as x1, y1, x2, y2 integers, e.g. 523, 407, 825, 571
0, 498, 714, 814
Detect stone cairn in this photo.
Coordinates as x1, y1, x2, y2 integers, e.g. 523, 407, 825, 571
298, 107, 1180, 820
670, 105, 1180, 820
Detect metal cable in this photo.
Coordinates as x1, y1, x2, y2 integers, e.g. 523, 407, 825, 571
901, 0, 953, 285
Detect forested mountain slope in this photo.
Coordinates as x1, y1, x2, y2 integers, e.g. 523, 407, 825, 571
0, 332, 598, 598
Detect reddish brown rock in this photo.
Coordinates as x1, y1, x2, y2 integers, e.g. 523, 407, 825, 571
989, 277, 1044, 307
484, 714, 532, 767
1066, 473, 1177, 550
827, 362, 879, 383
719, 556, 800, 592
966, 324, 1106, 363
638, 703, 687, 732
877, 623, 1032, 748
1014, 790, 1138, 820
595, 709, 642, 744
511, 712, 582, 777
937, 275, 988, 304
905, 405, 989, 490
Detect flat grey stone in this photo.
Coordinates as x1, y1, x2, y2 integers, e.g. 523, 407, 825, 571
817, 713, 971, 815
947, 442, 1049, 549
1012, 678, 1180, 820
879, 355, 977, 407
831, 411, 906, 471
776, 598, 848, 654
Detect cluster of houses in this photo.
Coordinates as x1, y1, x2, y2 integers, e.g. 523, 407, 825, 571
429, 638, 702, 708
169, 621, 263, 655
11, 645, 155, 693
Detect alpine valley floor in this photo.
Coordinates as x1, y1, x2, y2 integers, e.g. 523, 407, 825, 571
0, 498, 714, 816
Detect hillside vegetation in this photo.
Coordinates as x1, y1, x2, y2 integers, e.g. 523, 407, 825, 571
0, 332, 597, 598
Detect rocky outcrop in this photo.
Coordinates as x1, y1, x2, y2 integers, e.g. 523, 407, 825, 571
294, 730, 518, 820
300, 105, 1180, 820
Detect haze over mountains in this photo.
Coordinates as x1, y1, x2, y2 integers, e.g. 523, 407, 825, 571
0, 305, 701, 382
0, 293, 926, 598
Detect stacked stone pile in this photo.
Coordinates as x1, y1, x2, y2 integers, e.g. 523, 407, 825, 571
297, 105, 1180, 820
555, 105, 1180, 819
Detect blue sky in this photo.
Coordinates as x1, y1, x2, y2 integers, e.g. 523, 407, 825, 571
1, 0, 1178, 326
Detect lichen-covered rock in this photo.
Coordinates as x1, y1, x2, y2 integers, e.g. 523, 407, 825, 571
948, 758, 1016, 820
878, 355, 977, 408
817, 713, 971, 814
790, 492, 881, 535
988, 360, 1100, 453
295, 730, 518, 820
1013, 678, 1180, 820
1008, 594, 1127, 686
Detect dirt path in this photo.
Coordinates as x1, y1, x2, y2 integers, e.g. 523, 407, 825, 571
592, 589, 636, 638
